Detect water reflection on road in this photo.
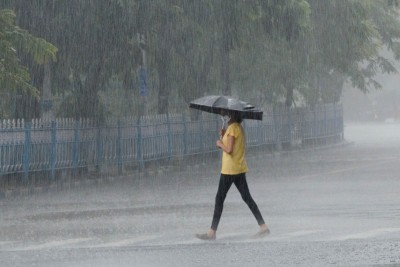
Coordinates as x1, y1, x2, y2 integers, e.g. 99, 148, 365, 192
1, 123, 400, 266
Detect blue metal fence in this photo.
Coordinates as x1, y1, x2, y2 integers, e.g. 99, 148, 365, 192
0, 104, 343, 181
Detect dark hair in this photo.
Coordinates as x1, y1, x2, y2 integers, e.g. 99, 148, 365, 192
230, 111, 243, 123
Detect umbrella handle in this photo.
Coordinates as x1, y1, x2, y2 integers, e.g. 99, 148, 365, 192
219, 116, 226, 140
220, 116, 225, 129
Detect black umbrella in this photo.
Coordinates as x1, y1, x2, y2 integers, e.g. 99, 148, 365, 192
189, 95, 263, 121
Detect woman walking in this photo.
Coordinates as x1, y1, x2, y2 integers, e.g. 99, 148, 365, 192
196, 111, 269, 240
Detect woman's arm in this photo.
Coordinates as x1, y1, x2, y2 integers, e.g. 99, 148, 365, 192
216, 135, 235, 154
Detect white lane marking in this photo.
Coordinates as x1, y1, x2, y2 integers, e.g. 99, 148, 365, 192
2, 238, 93, 252
88, 235, 160, 248
334, 228, 400, 241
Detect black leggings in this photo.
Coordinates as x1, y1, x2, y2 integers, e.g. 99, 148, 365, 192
211, 173, 265, 230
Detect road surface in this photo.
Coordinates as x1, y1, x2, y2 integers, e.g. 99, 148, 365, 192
1, 123, 400, 266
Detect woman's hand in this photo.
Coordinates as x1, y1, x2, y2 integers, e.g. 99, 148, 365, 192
216, 136, 234, 154
216, 139, 223, 149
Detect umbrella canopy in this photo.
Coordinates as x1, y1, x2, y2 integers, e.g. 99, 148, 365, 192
189, 95, 263, 120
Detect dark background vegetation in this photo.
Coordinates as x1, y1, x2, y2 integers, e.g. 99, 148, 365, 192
1, 0, 400, 123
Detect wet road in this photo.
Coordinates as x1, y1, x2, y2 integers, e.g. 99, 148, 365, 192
1, 123, 400, 266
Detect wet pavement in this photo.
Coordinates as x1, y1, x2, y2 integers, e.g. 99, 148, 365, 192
1, 123, 400, 266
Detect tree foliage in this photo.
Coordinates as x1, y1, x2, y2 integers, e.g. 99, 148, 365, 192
305, 0, 400, 104
1, 0, 400, 119
0, 9, 57, 98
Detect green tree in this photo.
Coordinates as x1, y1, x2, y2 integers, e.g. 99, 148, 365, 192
232, 0, 311, 107
0, 8, 57, 118
120, 0, 213, 114
301, 0, 400, 105
11, 0, 139, 121
4, 0, 400, 119
235, 0, 400, 107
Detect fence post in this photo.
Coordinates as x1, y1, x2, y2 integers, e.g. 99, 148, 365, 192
333, 104, 337, 138
167, 114, 172, 159
117, 120, 123, 175
136, 118, 144, 168
313, 106, 317, 141
324, 105, 327, 140
182, 114, 188, 155
255, 120, 260, 145
50, 121, 57, 181
23, 122, 32, 184
273, 106, 282, 151
288, 107, 292, 147
200, 115, 204, 152
300, 108, 305, 143
96, 126, 103, 172
73, 120, 80, 175
340, 104, 344, 140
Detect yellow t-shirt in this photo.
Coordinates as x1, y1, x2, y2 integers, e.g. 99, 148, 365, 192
221, 122, 248, 175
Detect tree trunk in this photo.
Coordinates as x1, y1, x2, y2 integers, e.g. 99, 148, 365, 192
285, 87, 294, 107
138, 33, 148, 117
157, 49, 169, 114
82, 58, 103, 123
41, 62, 54, 121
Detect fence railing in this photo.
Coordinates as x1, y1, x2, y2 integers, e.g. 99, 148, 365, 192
0, 104, 343, 182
